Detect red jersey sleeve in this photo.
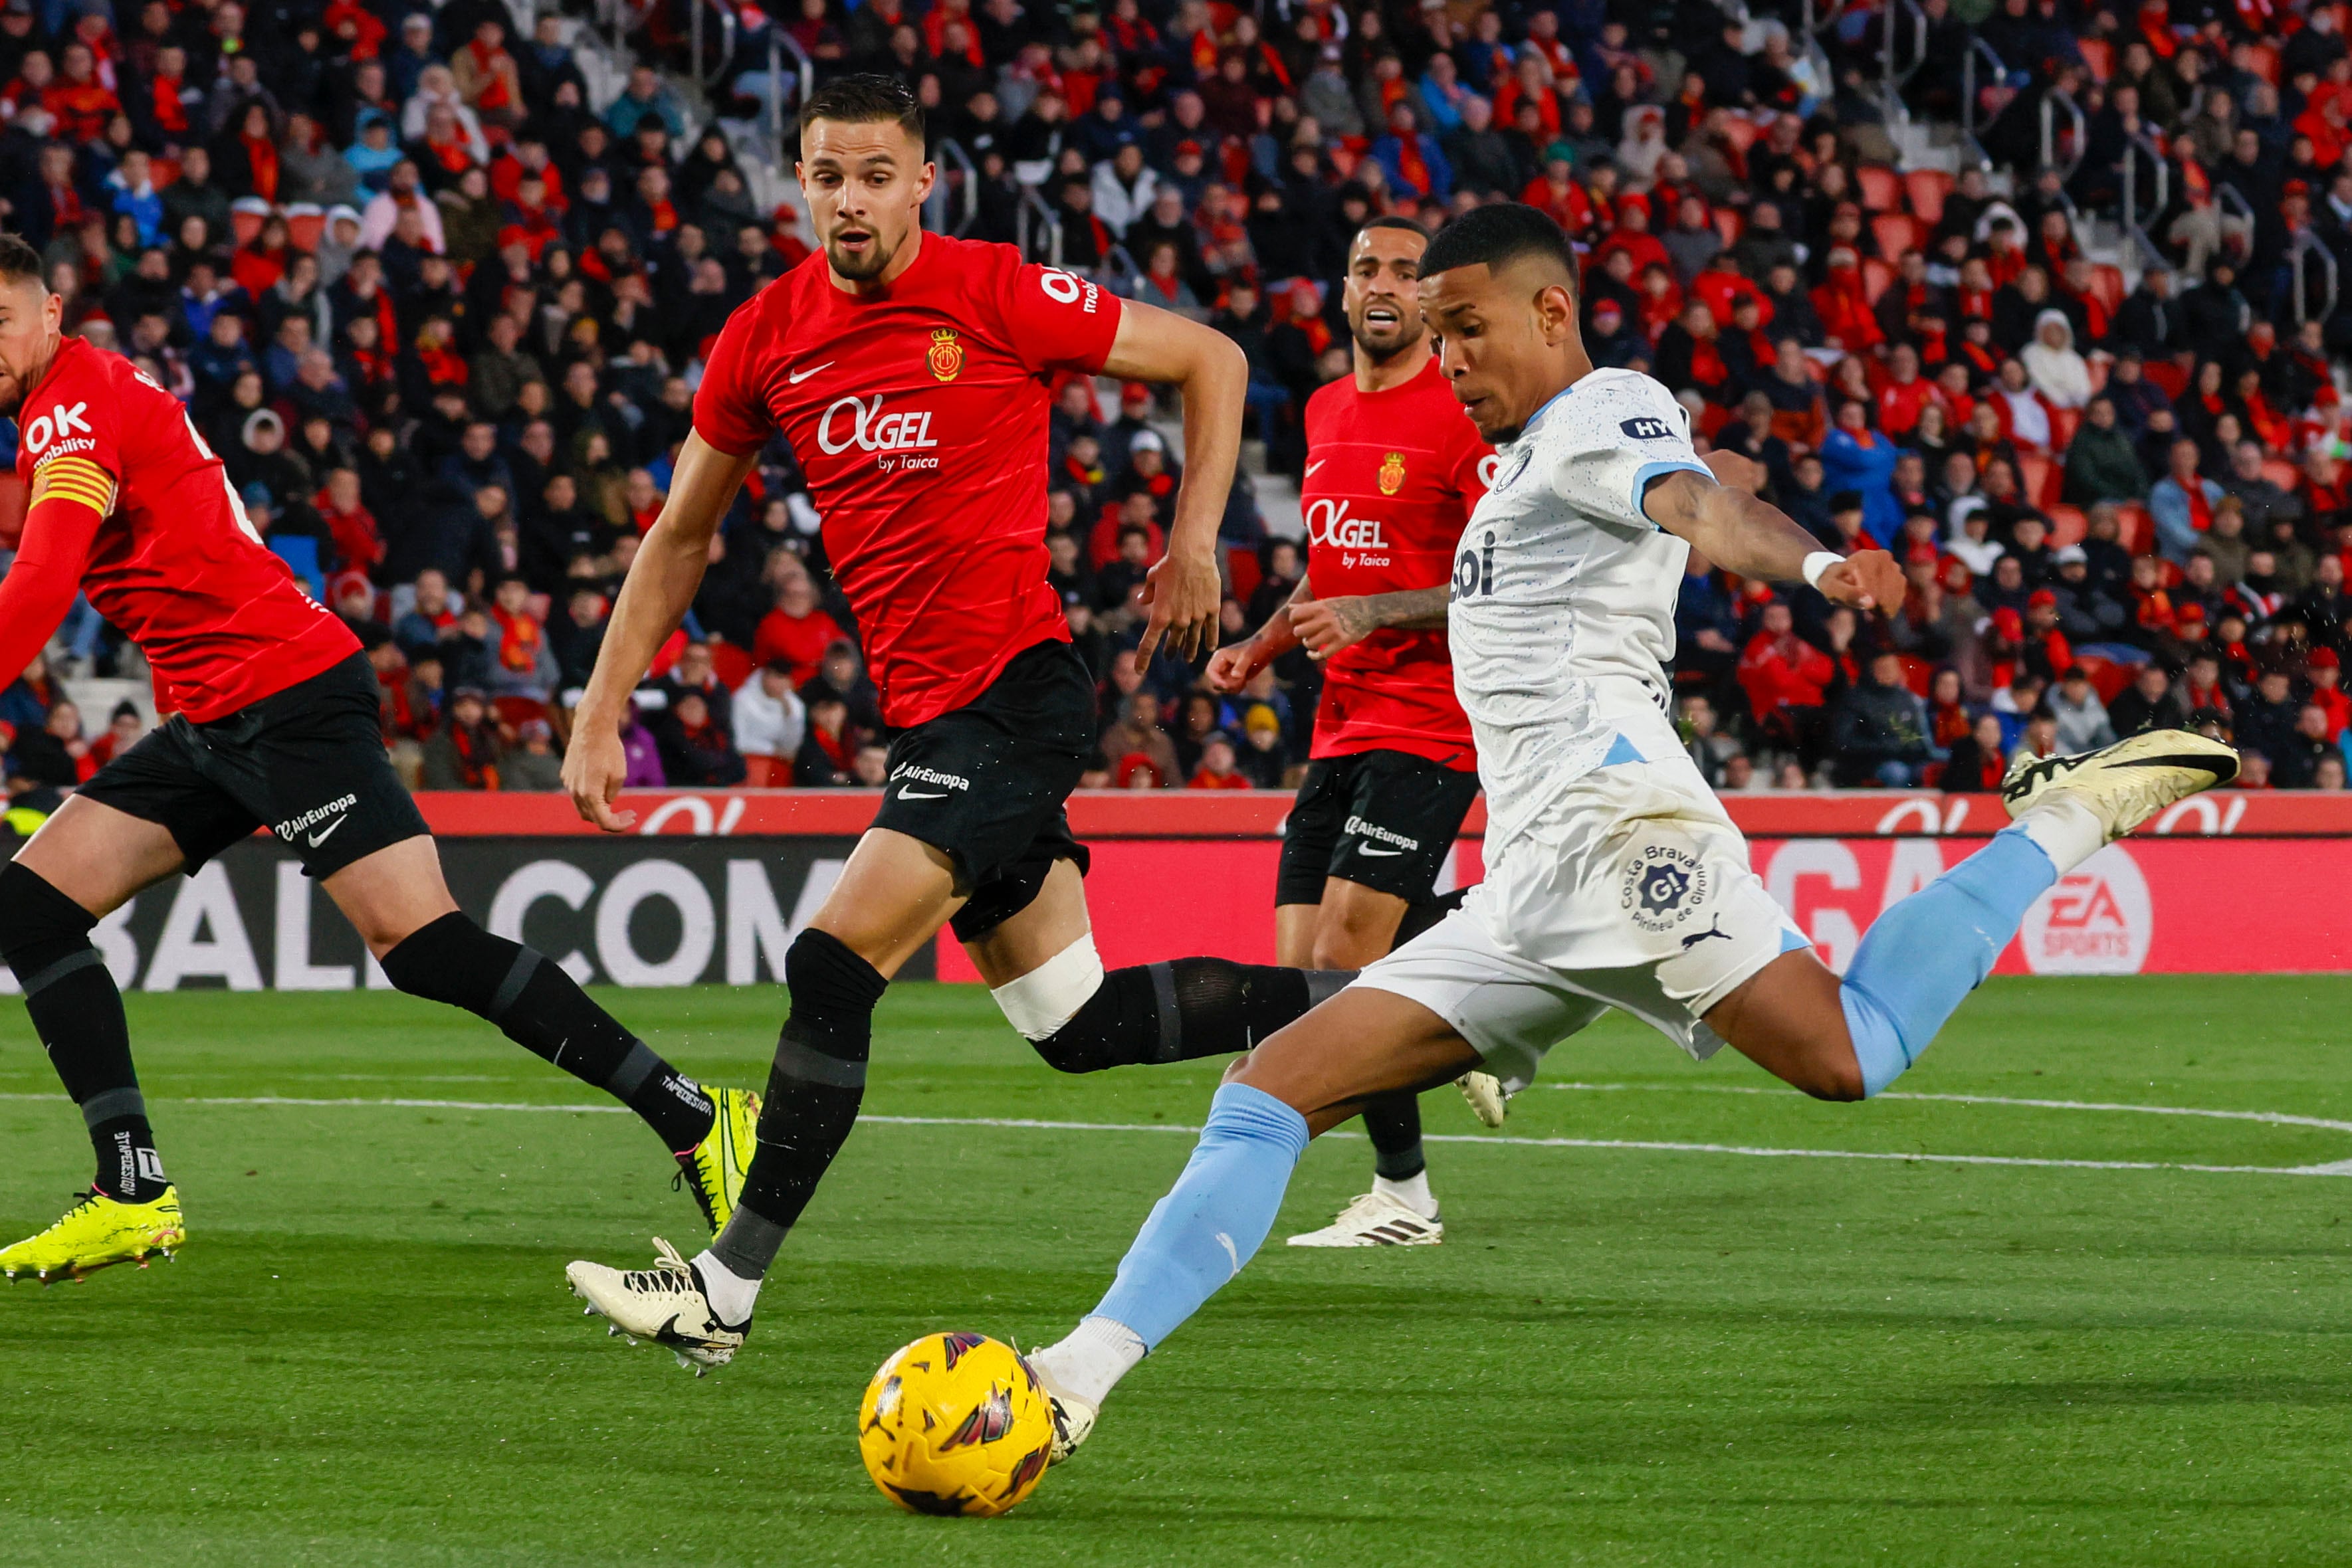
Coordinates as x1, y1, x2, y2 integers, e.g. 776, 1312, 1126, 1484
1445, 409, 1493, 511
990, 256, 1123, 375
692, 294, 780, 457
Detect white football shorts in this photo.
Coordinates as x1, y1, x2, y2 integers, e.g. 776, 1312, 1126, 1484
1350, 741, 1808, 1091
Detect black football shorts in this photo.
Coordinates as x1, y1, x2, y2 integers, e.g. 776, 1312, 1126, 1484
77, 651, 429, 880
869, 637, 1095, 943
1275, 748, 1481, 907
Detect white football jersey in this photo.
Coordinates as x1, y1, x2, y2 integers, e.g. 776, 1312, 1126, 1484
1446, 367, 1713, 854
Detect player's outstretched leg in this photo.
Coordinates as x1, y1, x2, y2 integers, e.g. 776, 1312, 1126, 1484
1027, 986, 1478, 1458
1827, 730, 2238, 1098
0, 859, 185, 1282
1288, 890, 1465, 1248
330, 839, 757, 1234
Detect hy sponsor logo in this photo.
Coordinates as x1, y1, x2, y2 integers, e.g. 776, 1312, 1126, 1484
1620, 416, 1675, 441
1344, 815, 1419, 856
892, 763, 969, 801
276, 793, 358, 845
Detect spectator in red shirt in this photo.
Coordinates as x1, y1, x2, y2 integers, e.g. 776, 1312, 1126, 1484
1187, 732, 1253, 789
1739, 599, 1836, 758
752, 572, 848, 686
2309, 648, 2351, 741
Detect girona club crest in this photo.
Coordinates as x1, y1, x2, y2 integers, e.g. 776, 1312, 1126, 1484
926, 328, 964, 382
1377, 451, 1406, 494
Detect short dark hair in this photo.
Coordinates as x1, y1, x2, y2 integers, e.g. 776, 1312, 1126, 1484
1356, 215, 1429, 243
1418, 203, 1574, 284
802, 73, 924, 141
0, 233, 42, 286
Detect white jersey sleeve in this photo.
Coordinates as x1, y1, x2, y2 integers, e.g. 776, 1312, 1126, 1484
1545, 371, 1713, 534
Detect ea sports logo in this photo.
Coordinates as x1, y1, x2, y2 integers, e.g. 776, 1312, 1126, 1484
22, 399, 90, 454
2018, 844, 2152, 975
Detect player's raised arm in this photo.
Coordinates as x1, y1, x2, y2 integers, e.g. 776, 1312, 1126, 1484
1641, 463, 1906, 615
563, 430, 759, 831
1099, 298, 1246, 663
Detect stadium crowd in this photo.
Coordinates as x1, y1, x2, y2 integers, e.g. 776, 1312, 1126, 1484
7, 0, 2352, 810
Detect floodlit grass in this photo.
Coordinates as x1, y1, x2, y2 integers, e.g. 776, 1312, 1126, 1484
3, 977, 2350, 1565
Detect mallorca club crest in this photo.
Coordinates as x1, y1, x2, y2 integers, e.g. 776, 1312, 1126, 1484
1377, 450, 1406, 495
927, 328, 964, 382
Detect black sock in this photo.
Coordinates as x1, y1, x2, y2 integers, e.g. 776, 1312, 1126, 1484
712, 928, 890, 1282
1361, 1092, 1427, 1181
379, 913, 714, 1151
1027, 959, 1352, 1073
0, 862, 168, 1201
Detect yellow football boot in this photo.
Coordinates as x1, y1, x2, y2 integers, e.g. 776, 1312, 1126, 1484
0, 1187, 185, 1283
673, 1086, 760, 1235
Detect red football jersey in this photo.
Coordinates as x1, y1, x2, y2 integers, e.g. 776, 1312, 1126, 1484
695, 233, 1123, 728
1299, 356, 1491, 768
13, 337, 356, 721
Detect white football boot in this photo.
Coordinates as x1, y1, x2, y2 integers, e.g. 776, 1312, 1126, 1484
2000, 729, 2240, 838
1456, 1070, 1510, 1128
567, 1237, 747, 1373
1285, 1190, 1443, 1247
1026, 1355, 1099, 1466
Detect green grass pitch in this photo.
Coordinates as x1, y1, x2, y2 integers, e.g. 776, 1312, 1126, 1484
4, 977, 2352, 1566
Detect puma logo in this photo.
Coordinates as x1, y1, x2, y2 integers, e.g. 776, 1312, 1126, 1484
1679, 916, 1733, 950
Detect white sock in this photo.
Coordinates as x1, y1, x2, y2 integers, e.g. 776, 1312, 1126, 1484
693, 1248, 762, 1325
1031, 1315, 1146, 1408
1373, 1170, 1438, 1220
2011, 797, 2105, 876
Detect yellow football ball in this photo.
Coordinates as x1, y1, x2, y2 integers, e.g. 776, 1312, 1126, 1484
857, 1332, 1055, 1518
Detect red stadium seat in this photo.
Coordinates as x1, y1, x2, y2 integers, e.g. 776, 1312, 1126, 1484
1719, 114, 1764, 155
1713, 207, 1744, 246
1226, 545, 1262, 605
2089, 264, 2125, 315
2143, 359, 2189, 399
2075, 652, 2138, 704
284, 204, 325, 252
2115, 503, 2153, 554
2048, 405, 2082, 453
1870, 213, 1921, 260
2017, 453, 2057, 507
1856, 163, 1902, 213
2262, 459, 2303, 492
1903, 169, 1952, 225
743, 755, 786, 786
2243, 41, 2280, 83
2087, 357, 2109, 394
494, 696, 547, 731
1861, 257, 1894, 304
2079, 37, 2114, 80
710, 641, 754, 690
1899, 654, 1934, 696
2046, 503, 2087, 545
229, 197, 268, 247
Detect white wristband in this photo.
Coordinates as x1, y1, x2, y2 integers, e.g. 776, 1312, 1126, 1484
1800, 551, 1842, 590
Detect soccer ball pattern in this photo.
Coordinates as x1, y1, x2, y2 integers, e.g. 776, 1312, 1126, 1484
857, 1332, 1055, 1518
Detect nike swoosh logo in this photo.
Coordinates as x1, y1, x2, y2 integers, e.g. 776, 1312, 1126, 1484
897, 787, 947, 799
1303, 459, 1326, 478
306, 815, 348, 848
788, 361, 834, 384
1356, 845, 1404, 856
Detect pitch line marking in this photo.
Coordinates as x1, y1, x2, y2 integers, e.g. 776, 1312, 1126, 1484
1, 1094, 2349, 1178
1539, 1080, 2352, 1138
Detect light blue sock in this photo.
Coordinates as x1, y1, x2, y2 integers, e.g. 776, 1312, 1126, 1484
1091, 1082, 1311, 1350
1842, 827, 2058, 1096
